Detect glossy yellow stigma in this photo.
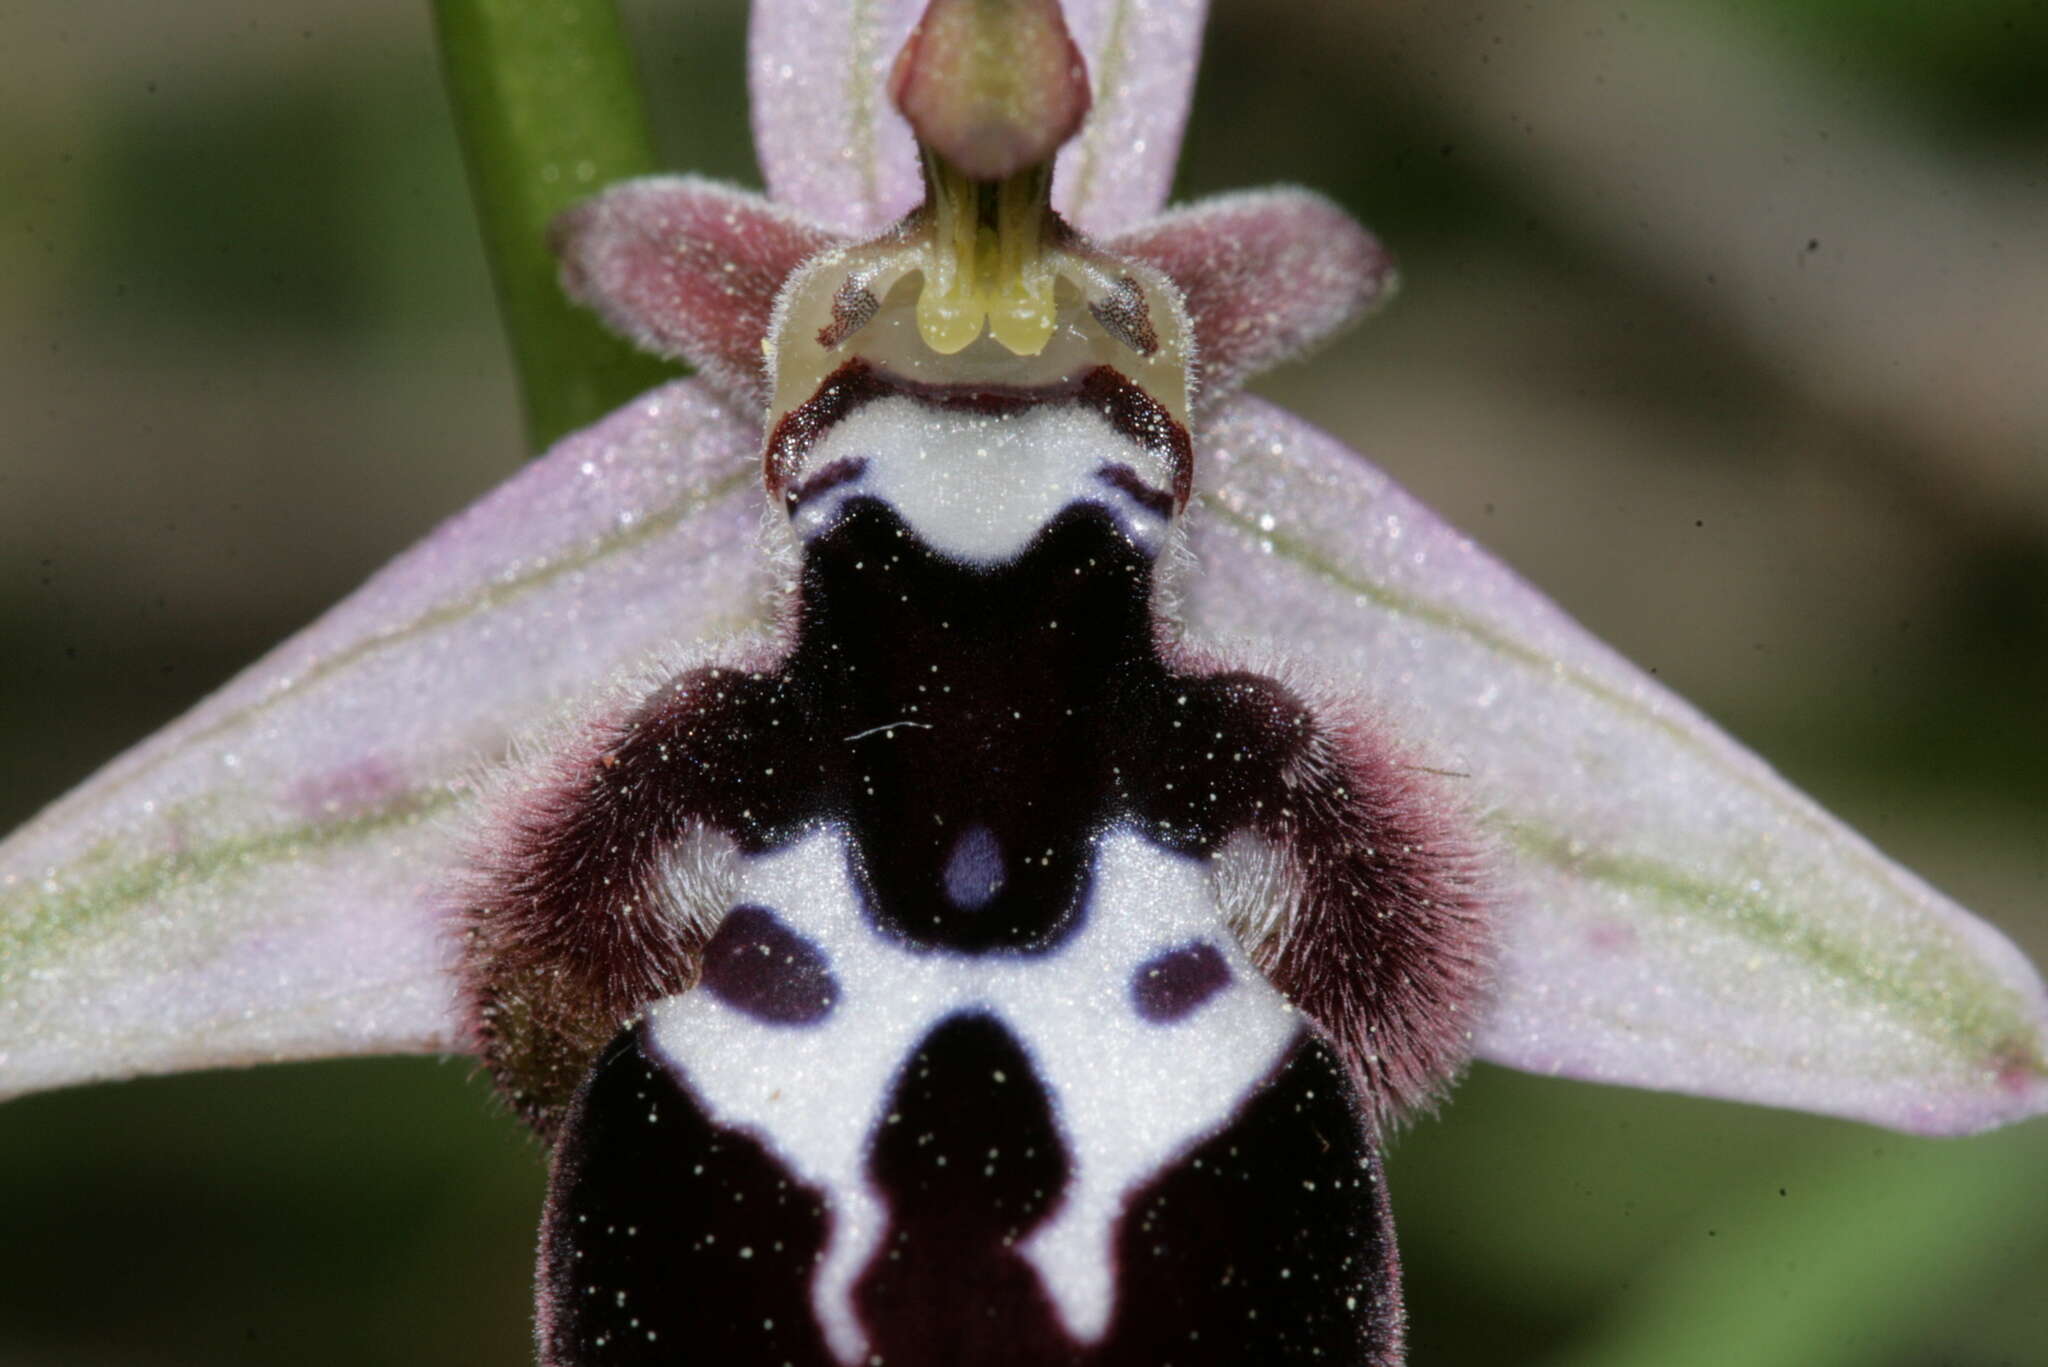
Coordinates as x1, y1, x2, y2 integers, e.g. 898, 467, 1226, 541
887, 0, 1089, 357
915, 156, 1059, 356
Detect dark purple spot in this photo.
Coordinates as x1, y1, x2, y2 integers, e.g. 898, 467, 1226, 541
1131, 941, 1232, 1022
1095, 462, 1174, 519
941, 824, 1006, 909
700, 905, 839, 1024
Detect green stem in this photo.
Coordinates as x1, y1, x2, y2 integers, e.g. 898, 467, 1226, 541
431, 0, 680, 452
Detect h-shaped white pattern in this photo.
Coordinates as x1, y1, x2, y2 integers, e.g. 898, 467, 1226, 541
644, 824, 1301, 1365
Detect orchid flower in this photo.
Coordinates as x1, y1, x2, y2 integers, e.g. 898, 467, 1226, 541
2, 0, 2043, 1361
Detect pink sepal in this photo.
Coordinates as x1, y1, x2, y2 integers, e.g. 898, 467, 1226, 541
554, 177, 840, 411
1112, 188, 1396, 405
1183, 395, 2048, 1137
0, 382, 769, 1099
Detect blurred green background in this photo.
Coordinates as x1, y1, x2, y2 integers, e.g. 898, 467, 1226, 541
3, 0, 2045, 1362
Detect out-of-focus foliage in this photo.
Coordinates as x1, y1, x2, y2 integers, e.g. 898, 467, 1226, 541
1728, 0, 2048, 132
1, 1, 2041, 1363
432, 0, 679, 448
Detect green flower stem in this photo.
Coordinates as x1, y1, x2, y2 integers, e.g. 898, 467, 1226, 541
431, 0, 680, 451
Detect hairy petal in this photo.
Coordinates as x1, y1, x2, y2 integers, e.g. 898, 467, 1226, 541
553, 176, 841, 410
1112, 187, 1396, 405
0, 382, 770, 1100
750, 0, 1206, 237
1181, 396, 2048, 1136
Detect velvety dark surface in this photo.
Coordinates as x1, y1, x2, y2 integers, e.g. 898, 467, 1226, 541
854, 1013, 1079, 1365
536, 498, 1311, 961
541, 1025, 837, 1367
1092, 1033, 1394, 1366
545, 1020, 1390, 1365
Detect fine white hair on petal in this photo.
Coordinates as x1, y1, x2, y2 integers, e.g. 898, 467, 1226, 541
1211, 827, 1296, 958
1180, 394, 2048, 1137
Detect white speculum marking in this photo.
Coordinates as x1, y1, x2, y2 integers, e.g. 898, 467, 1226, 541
644, 825, 1300, 1365
788, 396, 1174, 565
